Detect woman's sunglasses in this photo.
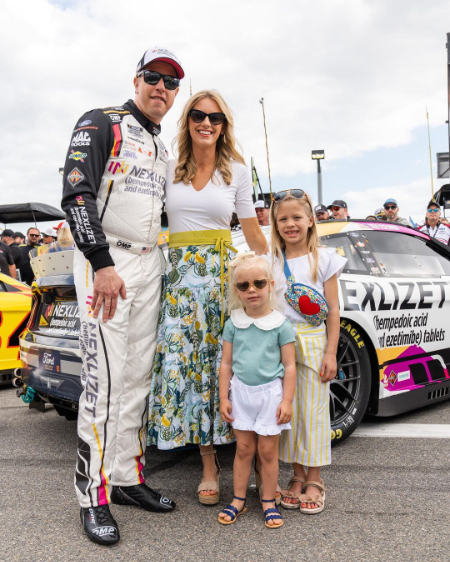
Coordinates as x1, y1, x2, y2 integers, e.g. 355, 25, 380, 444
273, 189, 305, 202
188, 109, 226, 126
235, 279, 269, 292
138, 70, 180, 91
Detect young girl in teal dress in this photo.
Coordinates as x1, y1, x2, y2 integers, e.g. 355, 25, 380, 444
218, 253, 296, 528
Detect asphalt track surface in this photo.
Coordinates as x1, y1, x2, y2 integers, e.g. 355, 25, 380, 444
1, 385, 449, 562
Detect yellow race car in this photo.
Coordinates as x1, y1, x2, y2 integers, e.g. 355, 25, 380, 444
0, 273, 31, 383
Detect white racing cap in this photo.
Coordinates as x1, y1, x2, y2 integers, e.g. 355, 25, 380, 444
136, 47, 184, 79
254, 200, 269, 209
43, 228, 57, 238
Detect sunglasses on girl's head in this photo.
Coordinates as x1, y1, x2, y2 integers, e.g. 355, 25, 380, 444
138, 70, 180, 90
273, 189, 305, 202
428, 208, 439, 213
188, 109, 226, 126
384, 205, 397, 210
235, 279, 269, 292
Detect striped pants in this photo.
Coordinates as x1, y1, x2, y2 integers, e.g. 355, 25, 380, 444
279, 324, 331, 467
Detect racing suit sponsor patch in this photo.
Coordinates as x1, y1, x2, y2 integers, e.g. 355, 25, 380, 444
69, 150, 88, 162
79, 320, 99, 419
123, 149, 137, 160
127, 124, 143, 139
70, 206, 96, 244
71, 131, 91, 147
116, 240, 131, 250
78, 119, 92, 127
108, 161, 129, 175
67, 167, 85, 186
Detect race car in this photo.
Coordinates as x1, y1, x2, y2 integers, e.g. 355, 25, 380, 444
0, 273, 31, 384
17, 220, 450, 441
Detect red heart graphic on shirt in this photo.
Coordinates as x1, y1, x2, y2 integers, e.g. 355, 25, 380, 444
298, 295, 320, 316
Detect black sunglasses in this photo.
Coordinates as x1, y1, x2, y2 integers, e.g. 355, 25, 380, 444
384, 205, 397, 210
138, 70, 180, 90
235, 279, 269, 292
28, 233, 40, 237
188, 109, 226, 126
273, 189, 305, 202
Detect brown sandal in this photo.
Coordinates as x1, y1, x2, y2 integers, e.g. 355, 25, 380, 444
280, 476, 306, 510
198, 449, 220, 505
299, 480, 325, 514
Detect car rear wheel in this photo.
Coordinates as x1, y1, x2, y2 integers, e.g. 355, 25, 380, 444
330, 324, 372, 444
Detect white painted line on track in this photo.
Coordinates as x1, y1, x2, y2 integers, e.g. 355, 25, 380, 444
351, 423, 450, 439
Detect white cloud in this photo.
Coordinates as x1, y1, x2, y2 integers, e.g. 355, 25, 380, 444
1, 0, 449, 226
344, 177, 449, 223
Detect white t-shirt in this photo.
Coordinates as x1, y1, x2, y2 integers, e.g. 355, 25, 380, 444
269, 247, 347, 324
165, 159, 256, 234
418, 222, 450, 245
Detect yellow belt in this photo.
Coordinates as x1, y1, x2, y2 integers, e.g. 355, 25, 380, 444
168, 229, 237, 326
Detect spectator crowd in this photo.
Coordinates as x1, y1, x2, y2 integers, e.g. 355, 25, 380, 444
0, 223, 66, 283
0, 196, 448, 285
252, 196, 450, 246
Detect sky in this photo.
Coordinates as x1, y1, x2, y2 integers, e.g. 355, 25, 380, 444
1, 0, 450, 233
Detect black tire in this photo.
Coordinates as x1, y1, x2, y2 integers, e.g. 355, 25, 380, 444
330, 322, 372, 444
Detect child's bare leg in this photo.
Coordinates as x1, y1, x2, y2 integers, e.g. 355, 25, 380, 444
302, 466, 323, 510
258, 434, 281, 526
283, 462, 307, 505
219, 429, 256, 522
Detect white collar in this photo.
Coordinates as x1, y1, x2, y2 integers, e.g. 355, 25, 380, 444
230, 308, 286, 330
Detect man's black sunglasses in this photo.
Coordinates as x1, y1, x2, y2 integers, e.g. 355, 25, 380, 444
137, 70, 180, 90
188, 109, 226, 126
384, 205, 397, 210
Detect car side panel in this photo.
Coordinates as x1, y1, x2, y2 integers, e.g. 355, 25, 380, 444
0, 291, 31, 374
339, 273, 450, 408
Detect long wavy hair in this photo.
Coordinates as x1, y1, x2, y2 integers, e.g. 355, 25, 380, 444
172, 90, 245, 186
270, 191, 321, 283
228, 252, 279, 313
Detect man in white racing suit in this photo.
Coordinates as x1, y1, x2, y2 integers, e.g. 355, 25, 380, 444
61, 47, 183, 546
418, 200, 450, 245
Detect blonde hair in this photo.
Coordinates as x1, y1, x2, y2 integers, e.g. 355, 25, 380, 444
269, 191, 321, 283
172, 90, 245, 185
228, 252, 278, 313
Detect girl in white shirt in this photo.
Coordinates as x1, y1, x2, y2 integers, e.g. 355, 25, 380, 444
269, 189, 347, 514
148, 90, 266, 506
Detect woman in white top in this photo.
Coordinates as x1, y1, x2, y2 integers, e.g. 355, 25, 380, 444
148, 90, 266, 505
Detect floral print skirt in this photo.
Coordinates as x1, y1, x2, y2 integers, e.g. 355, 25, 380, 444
147, 243, 235, 449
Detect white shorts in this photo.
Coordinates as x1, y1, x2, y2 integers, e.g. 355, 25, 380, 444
230, 376, 292, 436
